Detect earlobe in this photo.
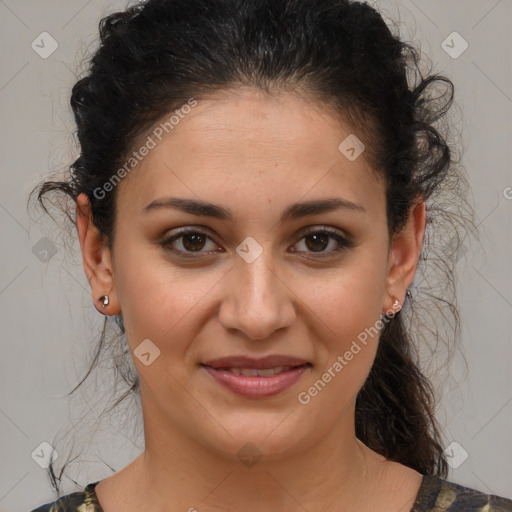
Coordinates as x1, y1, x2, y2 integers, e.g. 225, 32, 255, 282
76, 193, 120, 315
382, 199, 426, 313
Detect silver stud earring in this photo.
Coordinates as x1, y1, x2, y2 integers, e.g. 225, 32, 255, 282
99, 295, 109, 308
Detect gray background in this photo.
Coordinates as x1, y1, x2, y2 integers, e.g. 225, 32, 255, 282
1, 0, 511, 510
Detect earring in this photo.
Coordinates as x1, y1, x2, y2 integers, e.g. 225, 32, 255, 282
99, 295, 109, 308
406, 289, 412, 298
382, 297, 402, 318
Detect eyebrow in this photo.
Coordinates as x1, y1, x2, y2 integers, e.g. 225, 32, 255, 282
141, 196, 366, 222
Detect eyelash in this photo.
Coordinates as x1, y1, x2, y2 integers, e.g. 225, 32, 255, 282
158, 226, 354, 259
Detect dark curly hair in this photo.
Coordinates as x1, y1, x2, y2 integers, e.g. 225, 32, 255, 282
29, 0, 475, 496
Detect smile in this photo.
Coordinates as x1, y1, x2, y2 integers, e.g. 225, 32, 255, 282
200, 363, 311, 398
214, 366, 295, 376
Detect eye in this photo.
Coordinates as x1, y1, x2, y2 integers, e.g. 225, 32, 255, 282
291, 227, 354, 258
159, 226, 354, 259
159, 228, 221, 257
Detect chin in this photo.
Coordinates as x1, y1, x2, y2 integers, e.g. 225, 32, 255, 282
191, 410, 316, 464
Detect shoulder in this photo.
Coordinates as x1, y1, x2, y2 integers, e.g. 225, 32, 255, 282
29, 482, 102, 512
412, 474, 512, 512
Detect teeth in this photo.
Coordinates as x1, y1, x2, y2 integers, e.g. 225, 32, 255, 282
255, 367, 282, 377
221, 366, 293, 376
240, 368, 260, 377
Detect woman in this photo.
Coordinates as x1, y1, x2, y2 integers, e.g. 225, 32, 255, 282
28, 0, 512, 510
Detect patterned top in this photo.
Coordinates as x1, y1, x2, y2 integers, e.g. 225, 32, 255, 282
30, 475, 512, 512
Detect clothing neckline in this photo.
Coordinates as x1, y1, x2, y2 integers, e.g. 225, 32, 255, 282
84, 481, 105, 512
84, 474, 435, 511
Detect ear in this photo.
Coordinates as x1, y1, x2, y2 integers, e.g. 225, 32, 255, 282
76, 193, 120, 316
382, 199, 426, 313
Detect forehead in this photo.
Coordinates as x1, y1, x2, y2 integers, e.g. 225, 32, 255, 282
115, 88, 385, 221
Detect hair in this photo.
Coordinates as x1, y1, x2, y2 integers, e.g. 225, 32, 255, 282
29, 0, 476, 496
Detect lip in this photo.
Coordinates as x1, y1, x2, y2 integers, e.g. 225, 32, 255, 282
200, 355, 311, 399
202, 355, 309, 370
201, 365, 311, 398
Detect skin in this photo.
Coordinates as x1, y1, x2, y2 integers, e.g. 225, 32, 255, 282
76, 87, 427, 512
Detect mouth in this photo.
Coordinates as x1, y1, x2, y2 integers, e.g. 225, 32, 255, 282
202, 354, 311, 370
203, 365, 309, 377
199, 356, 312, 398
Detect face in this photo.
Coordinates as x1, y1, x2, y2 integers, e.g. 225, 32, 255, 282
78, 87, 424, 463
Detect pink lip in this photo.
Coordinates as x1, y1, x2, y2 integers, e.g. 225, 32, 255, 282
202, 355, 309, 369
201, 365, 310, 398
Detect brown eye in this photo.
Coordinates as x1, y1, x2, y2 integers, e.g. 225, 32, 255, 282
291, 227, 354, 258
181, 232, 207, 252
304, 232, 330, 252
159, 228, 221, 257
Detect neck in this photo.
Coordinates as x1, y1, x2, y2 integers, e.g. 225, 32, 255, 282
122, 406, 374, 511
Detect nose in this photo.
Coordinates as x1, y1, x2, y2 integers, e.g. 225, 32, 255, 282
218, 246, 296, 341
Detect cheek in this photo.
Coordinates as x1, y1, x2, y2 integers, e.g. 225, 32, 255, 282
301, 256, 386, 340
298, 279, 382, 414
113, 245, 221, 352
297, 255, 385, 390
